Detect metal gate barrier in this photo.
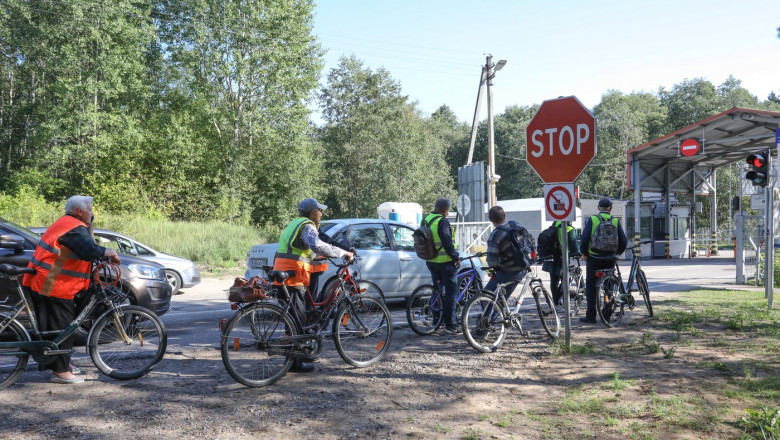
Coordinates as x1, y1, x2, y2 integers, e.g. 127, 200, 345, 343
735, 213, 763, 284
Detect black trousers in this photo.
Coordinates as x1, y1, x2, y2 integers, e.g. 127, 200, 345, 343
550, 273, 563, 305
30, 291, 78, 373
585, 257, 615, 320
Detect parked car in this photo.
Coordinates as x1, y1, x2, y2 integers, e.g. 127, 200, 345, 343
244, 218, 483, 301
29, 227, 200, 295
0, 217, 172, 342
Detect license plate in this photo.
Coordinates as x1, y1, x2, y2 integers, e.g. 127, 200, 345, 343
250, 258, 268, 269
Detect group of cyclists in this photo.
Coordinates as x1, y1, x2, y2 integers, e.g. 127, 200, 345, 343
21, 193, 627, 386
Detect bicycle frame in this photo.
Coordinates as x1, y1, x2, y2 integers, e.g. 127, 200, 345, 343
0, 264, 130, 363
489, 265, 546, 318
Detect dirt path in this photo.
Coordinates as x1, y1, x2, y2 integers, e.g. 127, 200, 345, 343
0, 276, 772, 439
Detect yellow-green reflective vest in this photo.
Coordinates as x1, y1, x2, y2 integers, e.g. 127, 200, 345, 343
423, 213, 456, 263
276, 217, 314, 264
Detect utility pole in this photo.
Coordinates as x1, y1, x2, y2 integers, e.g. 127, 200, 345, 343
466, 55, 506, 208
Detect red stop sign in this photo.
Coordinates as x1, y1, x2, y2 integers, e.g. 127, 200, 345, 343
526, 96, 597, 183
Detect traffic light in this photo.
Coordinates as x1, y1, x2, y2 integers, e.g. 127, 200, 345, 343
746, 150, 770, 187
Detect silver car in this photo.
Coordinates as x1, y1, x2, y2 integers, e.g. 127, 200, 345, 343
245, 218, 481, 301
29, 227, 201, 295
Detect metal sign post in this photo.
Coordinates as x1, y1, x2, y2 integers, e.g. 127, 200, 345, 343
561, 221, 570, 344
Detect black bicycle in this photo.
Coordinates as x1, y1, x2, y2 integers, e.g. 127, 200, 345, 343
0, 260, 167, 389
595, 244, 654, 327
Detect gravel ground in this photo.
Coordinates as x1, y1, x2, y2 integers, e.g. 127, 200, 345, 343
0, 270, 767, 439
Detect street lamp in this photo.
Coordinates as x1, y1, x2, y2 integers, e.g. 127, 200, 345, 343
466, 55, 507, 209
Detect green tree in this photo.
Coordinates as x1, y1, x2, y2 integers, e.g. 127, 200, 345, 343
583, 91, 666, 200
658, 78, 718, 131
319, 56, 454, 218
155, 0, 324, 225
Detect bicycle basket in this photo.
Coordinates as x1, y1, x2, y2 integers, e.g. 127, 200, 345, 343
226, 276, 270, 303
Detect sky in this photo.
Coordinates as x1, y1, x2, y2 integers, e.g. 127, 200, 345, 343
312, 0, 780, 124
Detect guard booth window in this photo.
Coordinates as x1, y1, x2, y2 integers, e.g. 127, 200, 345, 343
626, 216, 652, 240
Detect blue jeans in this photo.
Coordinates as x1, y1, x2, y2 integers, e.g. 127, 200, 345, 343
426, 261, 458, 327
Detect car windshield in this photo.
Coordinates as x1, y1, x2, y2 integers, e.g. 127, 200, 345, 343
320, 222, 336, 235
0, 218, 41, 243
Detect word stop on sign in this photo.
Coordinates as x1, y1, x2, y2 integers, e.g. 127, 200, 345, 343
529, 124, 591, 157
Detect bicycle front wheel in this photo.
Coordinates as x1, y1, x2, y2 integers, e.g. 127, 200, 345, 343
221, 302, 296, 387
333, 294, 392, 367
534, 286, 560, 339
406, 284, 443, 335
636, 269, 654, 317
88, 305, 167, 380
597, 275, 624, 327
0, 318, 30, 390
462, 291, 507, 353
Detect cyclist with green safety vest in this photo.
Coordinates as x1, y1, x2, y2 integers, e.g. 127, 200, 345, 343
421, 198, 461, 335
541, 220, 579, 306
272, 198, 354, 372
579, 197, 627, 324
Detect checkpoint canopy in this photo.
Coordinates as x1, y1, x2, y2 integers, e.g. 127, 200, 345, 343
627, 107, 780, 195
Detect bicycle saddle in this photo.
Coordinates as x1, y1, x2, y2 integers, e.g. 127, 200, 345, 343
267, 270, 290, 283
0, 263, 35, 277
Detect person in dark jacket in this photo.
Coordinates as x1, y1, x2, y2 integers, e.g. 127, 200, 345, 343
541, 221, 579, 306
484, 205, 527, 298
579, 197, 628, 324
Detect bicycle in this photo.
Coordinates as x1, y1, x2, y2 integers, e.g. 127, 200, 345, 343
595, 243, 654, 327
220, 256, 392, 387
562, 253, 586, 317
0, 259, 167, 390
461, 258, 561, 353
405, 253, 485, 335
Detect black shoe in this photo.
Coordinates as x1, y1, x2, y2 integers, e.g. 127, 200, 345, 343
289, 360, 315, 373
442, 325, 460, 335
579, 317, 597, 324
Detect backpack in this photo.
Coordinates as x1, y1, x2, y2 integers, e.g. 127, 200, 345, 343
413, 215, 442, 260
536, 223, 561, 259
590, 214, 619, 254
497, 221, 534, 270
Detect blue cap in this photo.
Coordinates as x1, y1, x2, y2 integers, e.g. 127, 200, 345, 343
598, 197, 613, 208
298, 198, 327, 215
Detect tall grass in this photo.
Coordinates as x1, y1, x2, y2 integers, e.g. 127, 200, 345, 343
0, 188, 278, 272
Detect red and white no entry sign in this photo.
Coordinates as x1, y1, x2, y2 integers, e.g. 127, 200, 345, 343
680, 138, 700, 157
544, 183, 576, 222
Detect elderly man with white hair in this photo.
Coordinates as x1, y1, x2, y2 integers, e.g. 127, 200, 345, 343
22, 195, 121, 384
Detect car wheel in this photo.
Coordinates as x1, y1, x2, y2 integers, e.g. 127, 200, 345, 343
165, 270, 182, 295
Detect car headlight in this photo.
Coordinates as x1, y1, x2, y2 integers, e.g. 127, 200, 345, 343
127, 264, 165, 280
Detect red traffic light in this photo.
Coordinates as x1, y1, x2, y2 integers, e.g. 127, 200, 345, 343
747, 154, 767, 168
745, 151, 770, 187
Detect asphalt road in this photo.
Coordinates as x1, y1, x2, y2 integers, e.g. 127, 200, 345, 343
156, 253, 759, 352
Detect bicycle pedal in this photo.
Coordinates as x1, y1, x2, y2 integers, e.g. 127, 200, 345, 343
520, 330, 530, 337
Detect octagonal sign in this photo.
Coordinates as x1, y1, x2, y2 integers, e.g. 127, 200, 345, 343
526, 96, 597, 183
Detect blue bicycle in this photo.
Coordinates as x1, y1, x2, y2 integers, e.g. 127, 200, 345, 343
405, 253, 484, 335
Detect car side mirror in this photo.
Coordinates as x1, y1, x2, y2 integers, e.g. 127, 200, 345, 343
0, 234, 25, 254
128, 248, 138, 256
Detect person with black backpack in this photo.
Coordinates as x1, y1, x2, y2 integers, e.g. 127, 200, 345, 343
579, 197, 627, 324
420, 198, 461, 335
484, 206, 529, 301
541, 221, 579, 306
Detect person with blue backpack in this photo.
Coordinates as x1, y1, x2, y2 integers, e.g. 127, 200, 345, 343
579, 197, 627, 324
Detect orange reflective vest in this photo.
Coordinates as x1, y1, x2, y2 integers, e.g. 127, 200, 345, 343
23, 215, 92, 300
272, 217, 315, 286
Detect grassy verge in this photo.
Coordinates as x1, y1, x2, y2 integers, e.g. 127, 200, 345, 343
535, 289, 779, 440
